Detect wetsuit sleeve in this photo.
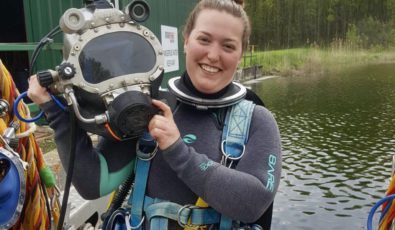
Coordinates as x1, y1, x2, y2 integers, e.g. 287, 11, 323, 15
162, 106, 281, 223
40, 101, 136, 199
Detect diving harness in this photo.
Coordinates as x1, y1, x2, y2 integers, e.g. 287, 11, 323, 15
103, 79, 263, 230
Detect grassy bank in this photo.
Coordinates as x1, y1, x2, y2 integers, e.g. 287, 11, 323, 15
241, 47, 395, 76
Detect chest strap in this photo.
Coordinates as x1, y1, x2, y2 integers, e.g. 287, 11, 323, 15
143, 196, 221, 228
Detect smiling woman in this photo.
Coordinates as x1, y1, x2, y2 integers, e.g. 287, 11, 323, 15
183, 9, 244, 94
27, 0, 282, 229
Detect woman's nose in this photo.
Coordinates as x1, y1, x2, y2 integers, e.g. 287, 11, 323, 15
207, 44, 220, 62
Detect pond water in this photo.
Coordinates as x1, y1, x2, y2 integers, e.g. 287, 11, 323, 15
246, 63, 395, 229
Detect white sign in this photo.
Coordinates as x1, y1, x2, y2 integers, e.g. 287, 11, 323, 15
161, 25, 179, 73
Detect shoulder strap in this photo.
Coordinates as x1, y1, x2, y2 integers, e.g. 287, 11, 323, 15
221, 99, 255, 167
191, 100, 256, 230
129, 132, 158, 230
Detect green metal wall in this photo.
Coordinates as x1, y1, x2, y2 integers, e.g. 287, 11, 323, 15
23, 0, 84, 72
23, 0, 198, 85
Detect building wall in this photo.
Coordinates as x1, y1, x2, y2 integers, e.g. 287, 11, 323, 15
23, 0, 84, 72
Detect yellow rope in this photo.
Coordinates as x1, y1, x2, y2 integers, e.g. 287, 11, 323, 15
0, 60, 60, 229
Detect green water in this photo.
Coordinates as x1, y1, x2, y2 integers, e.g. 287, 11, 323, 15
247, 63, 395, 229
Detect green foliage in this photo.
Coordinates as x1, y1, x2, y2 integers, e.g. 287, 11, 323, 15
242, 48, 309, 75
345, 24, 362, 49
245, 0, 395, 50
356, 17, 393, 49
391, 27, 395, 46
241, 48, 395, 76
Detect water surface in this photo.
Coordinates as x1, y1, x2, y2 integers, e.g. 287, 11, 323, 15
247, 63, 395, 229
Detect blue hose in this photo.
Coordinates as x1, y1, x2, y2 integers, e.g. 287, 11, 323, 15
14, 91, 66, 123
367, 194, 395, 230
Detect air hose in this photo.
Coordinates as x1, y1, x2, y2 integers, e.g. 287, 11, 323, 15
57, 108, 77, 230
0, 59, 61, 229
101, 173, 135, 229
367, 194, 395, 230
14, 92, 67, 123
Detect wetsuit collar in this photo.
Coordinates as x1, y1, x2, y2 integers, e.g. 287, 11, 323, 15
168, 72, 246, 109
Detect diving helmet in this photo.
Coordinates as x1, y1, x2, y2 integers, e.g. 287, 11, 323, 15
37, 0, 164, 140
0, 148, 26, 229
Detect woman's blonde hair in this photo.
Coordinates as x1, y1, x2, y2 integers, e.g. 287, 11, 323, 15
183, 0, 250, 52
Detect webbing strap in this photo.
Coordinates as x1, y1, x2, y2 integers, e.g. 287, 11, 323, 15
150, 217, 168, 230
219, 216, 233, 230
222, 100, 255, 159
129, 159, 150, 229
144, 200, 221, 226
219, 100, 255, 229
129, 132, 158, 229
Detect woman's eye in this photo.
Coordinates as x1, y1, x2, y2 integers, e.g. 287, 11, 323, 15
224, 44, 236, 51
198, 37, 210, 44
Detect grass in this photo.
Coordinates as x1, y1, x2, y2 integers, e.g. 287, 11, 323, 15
241, 47, 395, 76
38, 138, 57, 153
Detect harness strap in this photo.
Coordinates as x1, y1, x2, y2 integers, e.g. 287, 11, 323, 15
187, 100, 256, 230
222, 100, 255, 161
219, 216, 233, 230
184, 100, 256, 230
220, 99, 255, 229
144, 197, 221, 226
129, 132, 157, 230
129, 160, 149, 229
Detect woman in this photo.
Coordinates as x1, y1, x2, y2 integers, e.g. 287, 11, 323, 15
28, 0, 281, 229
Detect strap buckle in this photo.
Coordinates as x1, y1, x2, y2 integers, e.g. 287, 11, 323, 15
136, 142, 158, 161
136, 134, 158, 161
177, 204, 198, 228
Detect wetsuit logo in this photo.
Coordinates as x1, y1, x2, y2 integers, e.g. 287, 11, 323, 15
182, 134, 197, 144
266, 154, 277, 192
199, 160, 214, 171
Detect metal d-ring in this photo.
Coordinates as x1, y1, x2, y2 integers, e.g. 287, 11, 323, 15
220, 140, 246, 161
126, 215, 145, 230
136, 140, 158, 161
177, 204, 196, 228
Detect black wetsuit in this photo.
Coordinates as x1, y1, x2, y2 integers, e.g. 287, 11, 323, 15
40, 83, 281, 228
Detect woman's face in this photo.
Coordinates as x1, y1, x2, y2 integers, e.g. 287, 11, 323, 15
184, 9, 244, 94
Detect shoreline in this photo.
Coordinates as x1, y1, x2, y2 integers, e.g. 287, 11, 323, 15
242, 75, 280, 85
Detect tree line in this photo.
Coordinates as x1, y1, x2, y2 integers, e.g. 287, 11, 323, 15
245, 0, 395, 50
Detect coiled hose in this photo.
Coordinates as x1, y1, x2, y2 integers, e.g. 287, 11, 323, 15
0, 60, 60, 229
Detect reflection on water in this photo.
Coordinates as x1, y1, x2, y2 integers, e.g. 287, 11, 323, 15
247, 63, 395, 229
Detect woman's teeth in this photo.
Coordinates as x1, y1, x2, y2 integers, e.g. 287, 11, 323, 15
201, 64, 219, 73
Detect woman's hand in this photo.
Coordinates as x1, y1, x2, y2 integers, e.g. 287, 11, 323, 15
27, 75, 51, 105
148, 99, 180, 150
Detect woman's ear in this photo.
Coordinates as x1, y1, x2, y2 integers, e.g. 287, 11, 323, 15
183, 37, 189, 54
